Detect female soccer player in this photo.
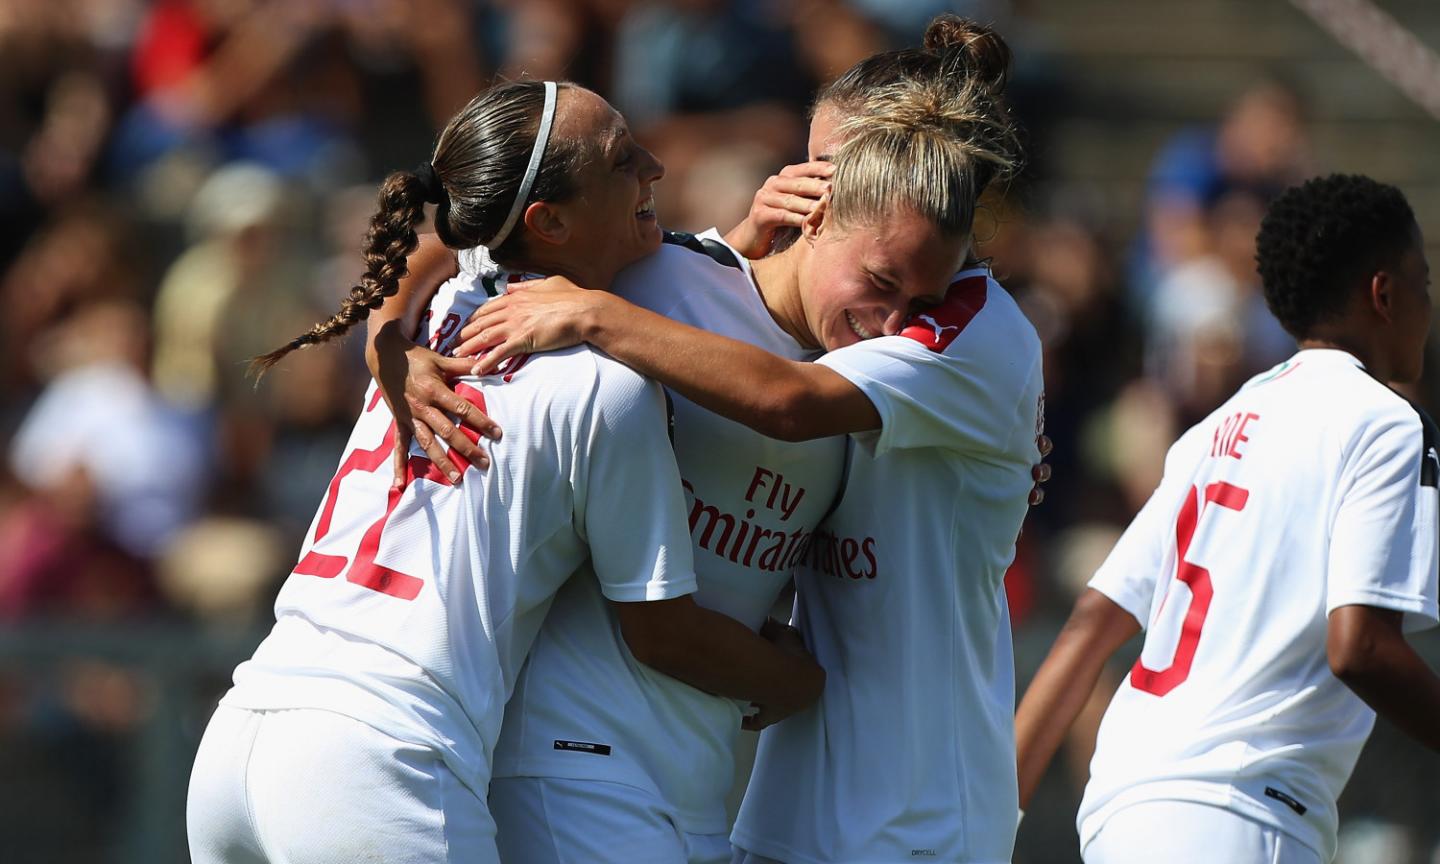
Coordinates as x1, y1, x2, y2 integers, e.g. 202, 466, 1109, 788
377, 17, 1039, 863
185, 81, 825, 864
1014, 175, 1440, 864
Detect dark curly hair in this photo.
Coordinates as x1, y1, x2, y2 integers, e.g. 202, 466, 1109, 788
1256, 174, 1417, 340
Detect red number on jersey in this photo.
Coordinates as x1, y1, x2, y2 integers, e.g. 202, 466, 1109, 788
292, 383, 488, 600
1130, 481, 1248, 696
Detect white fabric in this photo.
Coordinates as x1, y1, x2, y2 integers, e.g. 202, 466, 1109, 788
732, 268, 1044, 864
491, 777, 731, 864
492, 231, 845, 834
187, 705, 498, 864
486, 80, 557, 249
220, 269, 697, 800
1083, 799, 1324, 864
1080, 349, 1440, 863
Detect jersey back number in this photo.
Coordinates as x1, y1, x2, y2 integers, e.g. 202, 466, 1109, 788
1130, 481, 1249, 696
292, 384, 487, 600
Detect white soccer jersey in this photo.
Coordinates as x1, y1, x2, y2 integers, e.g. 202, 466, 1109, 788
491, 231, 846, 834
732, 268, 1045, 864
221, 270, 698, 798
1078, 349, 1440, 862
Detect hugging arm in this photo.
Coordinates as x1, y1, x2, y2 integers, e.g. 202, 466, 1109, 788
616, 600, 823, 730
365, 233, 500, 484
461, 285, 879, 442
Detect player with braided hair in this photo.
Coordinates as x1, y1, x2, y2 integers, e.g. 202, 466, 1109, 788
375, 15, 1044, 863
1016, 174, 1440, 863
187, 81, 828, 864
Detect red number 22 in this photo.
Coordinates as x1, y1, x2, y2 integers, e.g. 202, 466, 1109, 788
292, 384, 487, 600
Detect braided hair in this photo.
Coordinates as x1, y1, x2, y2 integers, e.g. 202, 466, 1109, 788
251, 80, 587, 377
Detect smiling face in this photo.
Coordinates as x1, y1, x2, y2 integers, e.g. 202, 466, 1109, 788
541, 88, 664, 283
797, 206, 969, 351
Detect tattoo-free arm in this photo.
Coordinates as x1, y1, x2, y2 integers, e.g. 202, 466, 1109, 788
1015, 589, 1142, 809
365, 234, 495, 482
461, 283, 878, 441
1328, 605, 1440, 752
615, 596, 824, 726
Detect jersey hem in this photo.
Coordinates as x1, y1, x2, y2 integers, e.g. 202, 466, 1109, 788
1326, 588, 1439, 631
600, 574, 699, 602
1078, 781, 1329, 862
493, 755, 728, 835
731, 832, 1008, 864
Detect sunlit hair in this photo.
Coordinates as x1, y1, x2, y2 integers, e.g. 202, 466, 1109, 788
251, 80, 591, 376
824, 16, 1021, 239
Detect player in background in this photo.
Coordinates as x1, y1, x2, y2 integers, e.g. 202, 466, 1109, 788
186, 81, 826, 864
1014, 174, 1440, 864
415, 18, 1040, 863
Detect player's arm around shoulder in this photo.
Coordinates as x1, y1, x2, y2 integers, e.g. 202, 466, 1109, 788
1016, 588, 1142, 809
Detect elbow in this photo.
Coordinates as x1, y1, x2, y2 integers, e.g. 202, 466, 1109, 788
617, 599, 692, 674
751, 385, 820, 442
620, 617, 666, 670
1327, 636, 1376, 685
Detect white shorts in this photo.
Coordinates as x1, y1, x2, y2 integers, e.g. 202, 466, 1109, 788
490, 776, 730, 864
187, 704, 497, 864
730, 851, 784, 864
1083, 800, 1323, 864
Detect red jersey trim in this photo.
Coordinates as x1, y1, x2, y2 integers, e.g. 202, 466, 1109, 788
899, 274, 988, 353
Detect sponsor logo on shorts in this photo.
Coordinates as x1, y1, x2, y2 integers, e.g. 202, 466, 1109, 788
1264, 785, 1307, 815
553, 739, 612, 756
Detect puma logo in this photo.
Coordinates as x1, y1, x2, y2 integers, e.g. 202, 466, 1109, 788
917, 314, 959, 344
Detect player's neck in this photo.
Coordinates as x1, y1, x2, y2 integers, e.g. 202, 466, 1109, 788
751, 245, 819, 349
512, 249, 613, 293
1296, 334, 1387, 380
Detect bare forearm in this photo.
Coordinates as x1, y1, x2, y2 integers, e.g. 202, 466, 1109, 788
1337, 637, 1440, 752
1016, 591, 1140, 808
621, 601, 823, 713
584, 294, 875, 441
365, 234, 456, 374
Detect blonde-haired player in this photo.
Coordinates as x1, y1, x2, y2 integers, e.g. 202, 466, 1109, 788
187, 81, 825, 864
1015, 174, 1440, 864
449, 17, 1040, 863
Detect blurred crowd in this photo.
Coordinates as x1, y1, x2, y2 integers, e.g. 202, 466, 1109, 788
0, 0, 1433, 862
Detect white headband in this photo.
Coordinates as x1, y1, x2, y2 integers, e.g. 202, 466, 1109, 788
486, 80, 558, 249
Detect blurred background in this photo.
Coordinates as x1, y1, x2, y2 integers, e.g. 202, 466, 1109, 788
1, 0, 1438, 861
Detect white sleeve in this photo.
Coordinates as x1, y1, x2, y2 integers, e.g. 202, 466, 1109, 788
573, 361, 699, 603
1087, 434, 1202, 626
1327, 408, 1440, 633
815, 334, 1036, 458
1088, 475, 1184, 628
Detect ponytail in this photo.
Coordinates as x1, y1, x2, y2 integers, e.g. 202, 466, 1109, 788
249, 169, 434, 378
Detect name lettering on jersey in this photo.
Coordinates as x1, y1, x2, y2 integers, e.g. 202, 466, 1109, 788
1210, 411, 1260, 460
683, 476, 817, 573
898, 275, 986, 353
803, 527, 879, 580
743, 467, 806, 521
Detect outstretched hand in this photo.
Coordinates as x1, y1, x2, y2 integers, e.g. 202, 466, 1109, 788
455, 275, 605, 375
724, 160, 834, 259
